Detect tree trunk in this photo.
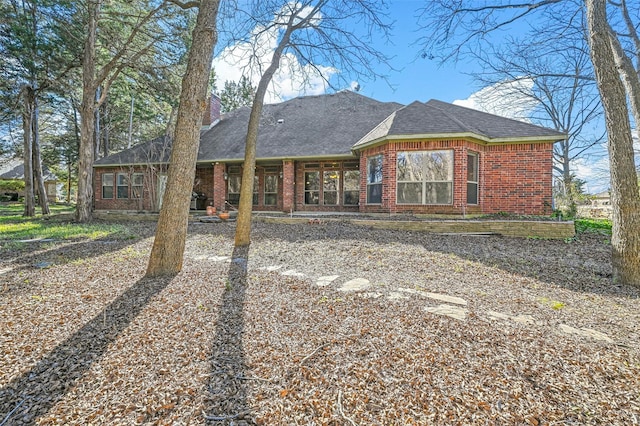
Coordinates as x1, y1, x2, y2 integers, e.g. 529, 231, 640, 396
146, 0, 221, 277
76, 0, 99, 223
32, 96, 50, 215
586, 0, 640, 286
22, 86, 36, 217
234, 25, 295, 247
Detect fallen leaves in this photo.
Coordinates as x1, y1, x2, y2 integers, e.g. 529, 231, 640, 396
0, 222, 639, 425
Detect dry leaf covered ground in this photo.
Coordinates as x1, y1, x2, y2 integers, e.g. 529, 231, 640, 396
1, 219, 639, 425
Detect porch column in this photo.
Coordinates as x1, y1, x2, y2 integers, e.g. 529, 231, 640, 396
282, 160, 295, 213
213, 162, 226, 211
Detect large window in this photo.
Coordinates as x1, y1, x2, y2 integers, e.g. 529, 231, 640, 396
367, 155, 383, 204
396, 150, 453, 205
343, 170, 360, 205
228, 175, 241, 205
305, 171, 320, 204
264, 174, 278, 205
116, 173, 128, 199
467, 152, 479, 205
323, 170, 339, 205
102, 173, 114, 199
132, 173, 144, 199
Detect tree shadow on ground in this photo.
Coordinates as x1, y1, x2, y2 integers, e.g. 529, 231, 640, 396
203, 245, 253, 425
241, 221, 639, 298
0, 274, 174, 425
0, 230, 155, 297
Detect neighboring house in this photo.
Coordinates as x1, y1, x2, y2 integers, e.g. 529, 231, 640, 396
0, 159, 58, 202
93, 91, 565, 215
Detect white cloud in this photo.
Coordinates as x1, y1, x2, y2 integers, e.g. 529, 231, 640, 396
212, 5, 337, 104
453, 78, 539, 121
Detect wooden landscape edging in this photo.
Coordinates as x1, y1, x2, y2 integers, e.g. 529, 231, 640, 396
254, 216, 576, 239
92, 211, 575, 239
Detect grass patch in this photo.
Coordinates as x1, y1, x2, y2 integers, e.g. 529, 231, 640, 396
575, 218, 612, 235
0, 202, 134, 242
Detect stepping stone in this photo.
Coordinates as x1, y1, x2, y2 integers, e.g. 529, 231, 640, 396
388, 291, 410, 300
34, 261, 54, 269
359, 292, 383, 299
316, 275, 339, 287
281, 269, 305, 278
425, 304, 467, 321
338, 278, 370, 292
558, 324, 613, 343
259, 265, 283, 272
398, 288, 467, 306
486, 310, 537, 325
210, 256, 231, 262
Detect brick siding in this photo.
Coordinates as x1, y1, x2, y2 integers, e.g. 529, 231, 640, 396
359, 139, 553, 216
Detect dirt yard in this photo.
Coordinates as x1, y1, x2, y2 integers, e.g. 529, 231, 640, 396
1, 220, 639, 425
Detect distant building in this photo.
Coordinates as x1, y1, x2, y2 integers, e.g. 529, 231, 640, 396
0, 159, 58, 202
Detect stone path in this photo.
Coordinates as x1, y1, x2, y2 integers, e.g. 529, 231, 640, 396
196, 255, 615, 344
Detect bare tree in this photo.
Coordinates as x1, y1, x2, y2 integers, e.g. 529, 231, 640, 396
228, 0, 393, 247
469, 34, 604, 211
418, 0, 640, 286
146, 0, 221, 277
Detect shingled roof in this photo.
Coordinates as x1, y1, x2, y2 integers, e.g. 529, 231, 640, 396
353, 99, 566, 149
197, 90, 402, 162
94, 92, 565, 167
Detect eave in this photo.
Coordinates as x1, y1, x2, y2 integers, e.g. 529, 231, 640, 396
352, 132, 567, 152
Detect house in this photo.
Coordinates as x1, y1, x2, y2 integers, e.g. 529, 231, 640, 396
0, 159, 58, 202
93, 91, 565, 216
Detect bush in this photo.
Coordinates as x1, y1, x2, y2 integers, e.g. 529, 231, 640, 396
0, 179, 25, 192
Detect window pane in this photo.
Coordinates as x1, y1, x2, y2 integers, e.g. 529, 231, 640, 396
264, 175, 277, 206
367, 183, 382, 204
103, 187, 113, 199
425, 182, 452, 204
397, 152, 424, 181
102, 173, 113, 199
467, 153, 478, 182
323, 171, 339, 191
265, 175, 278, 193
228, 176, 241, 194
116, 173, 128, 199
117, 174, 128, 185
397, 182, 422, 204
425, 152, 453, 181
305, 191, 319, 204
323, 192, 337, 205
343, 170, 360, 191
467, 182, 478, 205
133, 173, 144, 185
344, 170, 360, 205
305, 172, 320, 191
367, 155, 383, 184
323, 171, 339, 205
117, 186, 128, 199
264, 194, 277, 205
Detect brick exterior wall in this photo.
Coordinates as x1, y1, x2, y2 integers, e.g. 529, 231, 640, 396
359, 139, 553, 216
282, 160, 295, 213
94, 166, 155, 211
94, 139, 553, 216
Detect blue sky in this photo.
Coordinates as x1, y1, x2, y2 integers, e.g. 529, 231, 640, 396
210, 1, 614, 193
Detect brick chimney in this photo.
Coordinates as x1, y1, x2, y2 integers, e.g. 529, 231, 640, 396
202, 93, 221, 128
